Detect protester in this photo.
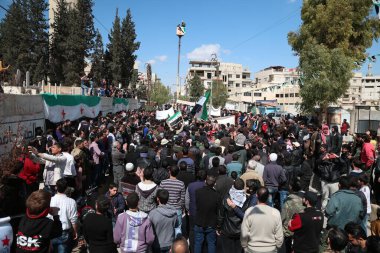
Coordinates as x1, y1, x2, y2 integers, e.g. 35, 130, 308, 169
160, 166, 185, 237
288, 191, 324, 253
241, 187, 284, 252
149, 189, 178, 253
16, 190, 62, 253
50, 179, 78, 253
83, 195, 117, 253
5, 102, 380, 253
194, 175, 220, 253
113, 192, 154, 253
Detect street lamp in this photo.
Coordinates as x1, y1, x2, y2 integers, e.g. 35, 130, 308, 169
176, 21, 186, 103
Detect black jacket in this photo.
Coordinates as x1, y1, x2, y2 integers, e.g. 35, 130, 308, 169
195, 186, 221, 229
218, 193, 243, 238
290, 207, 324, 253
16, 215, 62, 253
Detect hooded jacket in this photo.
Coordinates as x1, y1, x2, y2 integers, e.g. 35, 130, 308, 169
135, 183, 158, 213
113, 210, 154, 253
149, 204, 178, 249
16, 211, 62, 253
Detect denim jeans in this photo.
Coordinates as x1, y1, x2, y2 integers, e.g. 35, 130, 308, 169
175, 209, 183, 238
279, 190, 289, 210
194, 225, 216, 253
267, 187, 278, 207
362, 213, 369, 236
321, 180, 339, 210
81, 83, 88, 95
51, 230, 72, 253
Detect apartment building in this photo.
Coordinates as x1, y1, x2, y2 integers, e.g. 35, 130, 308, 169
185, 60, 253, 108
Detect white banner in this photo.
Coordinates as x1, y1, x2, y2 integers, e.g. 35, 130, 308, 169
156, 107, 175, 120
177, 99, 195, 106
210, 106, 221, 117
215, 115, 235, 126
0, 119, 45, 156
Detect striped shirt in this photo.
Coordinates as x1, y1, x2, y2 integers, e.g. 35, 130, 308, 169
160, 178, 185, 210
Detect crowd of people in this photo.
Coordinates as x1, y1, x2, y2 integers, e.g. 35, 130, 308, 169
80, 75, 136, 98
2, 108, 380, 253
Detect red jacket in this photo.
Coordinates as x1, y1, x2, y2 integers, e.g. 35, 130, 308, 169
18, 155, 40, 184
361, 142, 376, 169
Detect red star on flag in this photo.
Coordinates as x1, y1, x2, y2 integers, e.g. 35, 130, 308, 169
61, 109, 66, 120
80, 107, 84, 114
2, 235, 10, 247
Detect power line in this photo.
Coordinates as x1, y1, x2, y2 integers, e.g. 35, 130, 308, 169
93, 15, 110, 34
231, 7, 300, 50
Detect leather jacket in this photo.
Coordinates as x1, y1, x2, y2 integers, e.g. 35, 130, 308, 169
217, 194, 243, 238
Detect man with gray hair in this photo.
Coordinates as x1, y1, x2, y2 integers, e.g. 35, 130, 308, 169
252, 155, 265, 178
112, 141, 125, 187
240, 159, 264, 192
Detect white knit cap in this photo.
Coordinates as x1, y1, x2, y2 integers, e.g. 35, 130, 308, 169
269, 153, 278, 162
125, 163, 134, 172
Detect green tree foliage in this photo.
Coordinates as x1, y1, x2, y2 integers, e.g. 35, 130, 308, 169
150, 82, 171, 106
76, 0, 95, 61
288, 0, 380, 113
28, 0, 49, 84
50, 0, 70, 84
189, 73, 204, 102
64, 8, 84, 84
0, 0, 48, 84
49, 0, 95, 85
121, 9, 140, 88
211, 80, 228, 108
107, 9, 123, 85
89, 29, 105, 83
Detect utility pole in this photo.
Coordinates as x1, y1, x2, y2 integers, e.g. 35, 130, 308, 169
210, 53, 219, 108
176, 21, 186, 103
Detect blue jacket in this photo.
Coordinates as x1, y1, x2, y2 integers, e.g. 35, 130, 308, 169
326, 189, 364, 230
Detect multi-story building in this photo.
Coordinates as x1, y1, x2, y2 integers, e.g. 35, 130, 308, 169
185, 61, 380, 113
185, 60, 253, 108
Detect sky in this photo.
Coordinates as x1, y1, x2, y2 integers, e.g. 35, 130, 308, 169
1, 0, 380, 90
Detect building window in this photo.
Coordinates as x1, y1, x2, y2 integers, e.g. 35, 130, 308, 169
236, 83, 240, 87
290, 93, 294, 97
228, 89, 231, 92
228, 81, 233, 85
242, 83, 247, 87
228, 74, 232, 78
285, 94, 289, 97
242, 75, 247, 79
280, 94, 284, 97
254, 93, 262, 97
244, 92, 251, 96
236, 74, 240, 78
223, 75, 227, 82
207, 73, 212, 79
276, 94, 279, 98
365, 86, 374, 88
295, 93, 299, 97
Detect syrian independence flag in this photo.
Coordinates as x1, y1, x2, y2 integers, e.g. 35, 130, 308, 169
113, 98, 129, 113
0, 217, 13, 253
42, 94, 101, 123
192, 90, 210, 121
167, 111, 183, 130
